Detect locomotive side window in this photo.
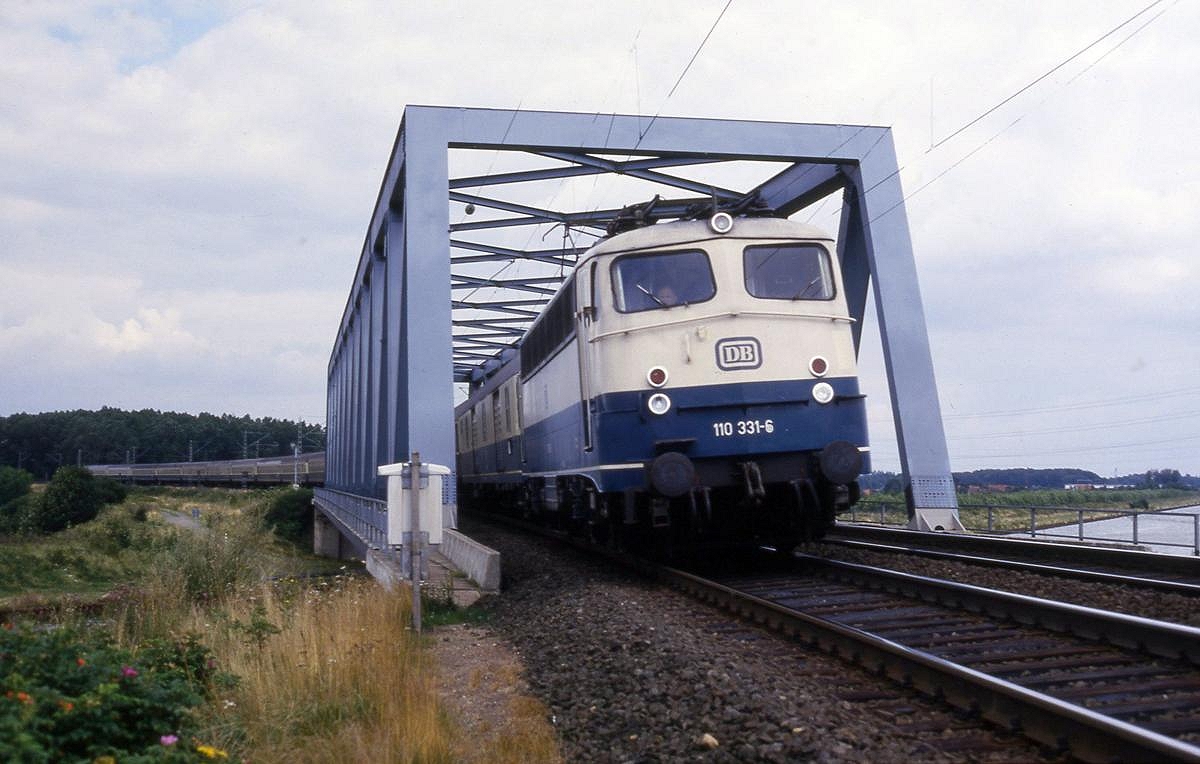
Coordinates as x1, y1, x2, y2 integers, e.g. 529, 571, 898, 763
610, 249, 715, 313
744, 244, 835, 301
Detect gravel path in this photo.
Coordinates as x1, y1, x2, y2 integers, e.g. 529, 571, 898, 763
464, 518, 1058, 763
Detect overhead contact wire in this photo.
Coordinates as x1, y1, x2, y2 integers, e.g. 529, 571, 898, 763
928, 0, 1166, 152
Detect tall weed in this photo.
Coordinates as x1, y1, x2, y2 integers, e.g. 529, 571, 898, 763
192, 576, 455, 763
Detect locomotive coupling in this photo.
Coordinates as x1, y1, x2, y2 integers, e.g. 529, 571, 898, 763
819, 440, 863, 485
648, 451, 695, 498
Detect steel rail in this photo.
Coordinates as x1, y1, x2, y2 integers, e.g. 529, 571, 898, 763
824, 536, 1200, 595
830, 522, 1200, 577
658, 563, 1200, 763
798, 555, 1200, 664
463, 510, 1200, 760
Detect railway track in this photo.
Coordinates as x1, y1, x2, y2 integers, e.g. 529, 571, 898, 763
469, 509, 1200, 759
666, 554, 1200, 763
464, 514, 1057, 761
826, 523, 1200, 591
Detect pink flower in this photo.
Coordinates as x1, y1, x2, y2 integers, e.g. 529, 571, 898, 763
160, 734, 179, 746
121, 666, 139, 678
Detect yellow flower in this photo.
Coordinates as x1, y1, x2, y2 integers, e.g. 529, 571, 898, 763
196, 744, 230, 759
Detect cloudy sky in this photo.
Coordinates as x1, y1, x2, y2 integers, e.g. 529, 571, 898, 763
1, 0, 1196, 476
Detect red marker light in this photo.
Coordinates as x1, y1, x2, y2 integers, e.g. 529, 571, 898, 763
809, 356, 828, 377
647, 366, 669, 387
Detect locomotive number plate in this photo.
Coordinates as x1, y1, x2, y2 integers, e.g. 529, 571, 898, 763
712, 419, 775, 437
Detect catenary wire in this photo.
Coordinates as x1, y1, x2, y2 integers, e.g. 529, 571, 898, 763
942, 385, 1200, 420
928, 0, 1166, 151
865, 0, 1173, 222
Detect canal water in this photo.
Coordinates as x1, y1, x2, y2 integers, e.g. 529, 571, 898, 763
1013, 505, 1200, 556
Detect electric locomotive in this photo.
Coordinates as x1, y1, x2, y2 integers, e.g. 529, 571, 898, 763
456, 204, 869, 554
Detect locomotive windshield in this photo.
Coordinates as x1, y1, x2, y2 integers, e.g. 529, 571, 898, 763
611, 249, 716, 313
744, 244, 835, 301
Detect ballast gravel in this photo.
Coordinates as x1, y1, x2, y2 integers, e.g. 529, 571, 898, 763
464, 519, 1056, 763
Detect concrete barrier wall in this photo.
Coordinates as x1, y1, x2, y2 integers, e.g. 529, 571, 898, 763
441, 529, 501, 592
365, 548, 407, 592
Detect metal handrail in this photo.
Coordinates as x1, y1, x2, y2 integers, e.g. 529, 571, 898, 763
848, 500, 1200, 556
314, 487, 388, 549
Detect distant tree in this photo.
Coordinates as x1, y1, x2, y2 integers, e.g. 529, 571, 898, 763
0, 408, 324, 473
1142, 469, 1184, 489
857, 471, 899, 491
953, 468, 1102, 489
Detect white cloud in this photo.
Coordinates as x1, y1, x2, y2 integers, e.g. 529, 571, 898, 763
93, 306, 207, 353
0, 0, 1197, 473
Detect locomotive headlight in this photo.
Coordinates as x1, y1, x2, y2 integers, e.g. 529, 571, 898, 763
647, 366, 669, 388
708, 211, 734, 234
809, 356, 829, 377
812, 382, 835, 405
647, 393, 672, 415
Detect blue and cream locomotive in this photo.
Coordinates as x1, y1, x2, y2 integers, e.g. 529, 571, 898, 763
455, 205, 869, 553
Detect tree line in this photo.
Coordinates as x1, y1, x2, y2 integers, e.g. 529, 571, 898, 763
861, 467, 1199, 492
0, 408, 325, 480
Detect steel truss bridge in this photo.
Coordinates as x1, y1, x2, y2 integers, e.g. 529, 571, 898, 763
324, 105, 960, 531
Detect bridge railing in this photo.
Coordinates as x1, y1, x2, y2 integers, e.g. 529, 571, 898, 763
313, 488, 387, 549
845, 500, 1200, 556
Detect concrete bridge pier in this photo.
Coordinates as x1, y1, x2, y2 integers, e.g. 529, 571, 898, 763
313, 509, 356, 560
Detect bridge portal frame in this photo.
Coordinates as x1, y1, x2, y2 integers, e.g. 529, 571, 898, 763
327, 105, 960, 529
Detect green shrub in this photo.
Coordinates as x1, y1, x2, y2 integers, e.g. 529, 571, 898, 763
0, 623, 223, 762
0, 494, 38, 536
27, 467, 134, 535
0, 466, 33, 507
94, 476, 129, 506
263, 488, 313, 545
89, 512, 136, 554
38, 467, 106, 534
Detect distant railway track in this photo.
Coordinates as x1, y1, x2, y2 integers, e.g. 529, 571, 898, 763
87, 452, 325, 486
826, 523, 1200, 593
665, 555, 1200, 762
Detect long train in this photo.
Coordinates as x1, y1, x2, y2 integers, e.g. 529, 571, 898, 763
455, 204, 869, 555
87, 452, 326, 486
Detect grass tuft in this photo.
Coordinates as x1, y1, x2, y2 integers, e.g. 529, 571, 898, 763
193, 576, 455, 762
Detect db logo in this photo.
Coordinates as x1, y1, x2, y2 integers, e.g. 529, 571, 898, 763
715, 337, 762, 370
